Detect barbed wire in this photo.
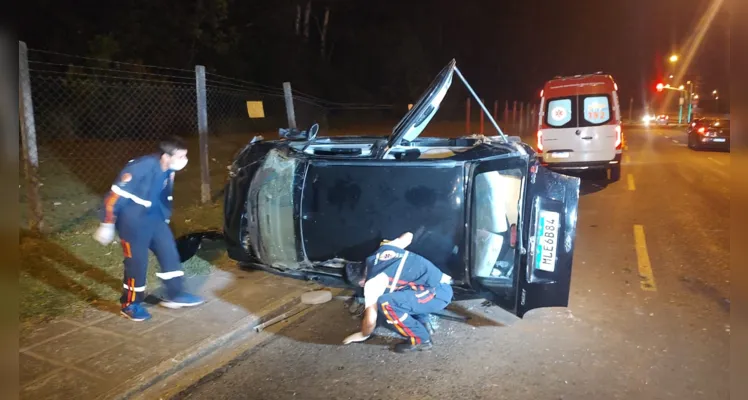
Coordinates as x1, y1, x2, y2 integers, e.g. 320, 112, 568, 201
27, 47, 195, 73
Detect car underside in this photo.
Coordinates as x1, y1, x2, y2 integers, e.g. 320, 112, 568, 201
221, 59, 581, 318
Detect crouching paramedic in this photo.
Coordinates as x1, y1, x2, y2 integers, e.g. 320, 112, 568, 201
93, 137, 204, 322
342, 232, 453, 353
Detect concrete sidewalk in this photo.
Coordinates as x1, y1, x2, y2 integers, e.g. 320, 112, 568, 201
19, 264, 333, 400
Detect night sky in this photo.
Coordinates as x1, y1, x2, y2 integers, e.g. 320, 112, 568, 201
19, 0, 729, 108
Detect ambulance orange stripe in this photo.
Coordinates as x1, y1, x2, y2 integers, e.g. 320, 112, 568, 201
384, 303, 421, 344
121, 240, 132, 258
129, 278, 135, 305
104, 192, 120, 223
381, 302, 409, 339
417, 292, 436, 304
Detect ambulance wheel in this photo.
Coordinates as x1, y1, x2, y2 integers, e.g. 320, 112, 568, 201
609, 164, 621, 182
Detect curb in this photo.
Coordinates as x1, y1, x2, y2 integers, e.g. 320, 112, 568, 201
99, 287, 332, 400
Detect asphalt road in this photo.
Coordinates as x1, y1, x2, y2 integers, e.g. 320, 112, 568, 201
174, 127, 730, 400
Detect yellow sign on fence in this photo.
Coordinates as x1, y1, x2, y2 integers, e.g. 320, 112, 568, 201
246, 101, 265, 118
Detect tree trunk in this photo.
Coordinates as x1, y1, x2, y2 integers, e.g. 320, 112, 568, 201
320, 6, 330, 57
303, 0, 312, 43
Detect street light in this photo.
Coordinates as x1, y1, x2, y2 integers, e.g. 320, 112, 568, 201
669, 74, 674, 79
712, 89, 718, 95
669, 54, 679, 63
679, 84, 685, 90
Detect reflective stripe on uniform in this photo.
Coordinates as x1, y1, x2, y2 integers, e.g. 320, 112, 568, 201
123, 283, 146, 292
388, 251, 409, 293
156, 270, 184, 280
110, 185, 152, 207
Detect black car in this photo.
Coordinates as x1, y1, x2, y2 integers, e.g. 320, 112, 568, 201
222, 60, 581, 318
687, 117, 730, 151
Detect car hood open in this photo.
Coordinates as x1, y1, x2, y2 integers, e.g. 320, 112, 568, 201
387, 59, 456, 148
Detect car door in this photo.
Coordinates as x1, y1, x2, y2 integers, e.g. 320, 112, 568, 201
468, 155, 580, 318
576, 93, 617, 161
540, 95, 579, 162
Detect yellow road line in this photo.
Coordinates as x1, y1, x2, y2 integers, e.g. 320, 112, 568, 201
627, 174, 636, 191
623, 154, 631, 163
633, 225, 657, 291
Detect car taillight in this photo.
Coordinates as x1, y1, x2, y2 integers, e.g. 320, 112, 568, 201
536, 130, 543, 153
615, 125, 622, 149
698, 127, 706, 134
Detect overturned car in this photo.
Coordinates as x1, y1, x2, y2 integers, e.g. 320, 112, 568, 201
222, 60, 580, 318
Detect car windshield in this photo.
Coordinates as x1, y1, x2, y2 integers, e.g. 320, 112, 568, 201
470, 169, 523, 284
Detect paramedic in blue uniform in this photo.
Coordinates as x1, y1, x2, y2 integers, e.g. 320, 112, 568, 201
93, 137, 204, 321
343, 232, 454, 353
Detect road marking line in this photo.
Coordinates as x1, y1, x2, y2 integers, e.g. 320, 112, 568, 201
633, 225, 657, 292
672, 139, 679, 143
627, 174, 636, 191
623, 154, 631, 163
708, 157, 725, 166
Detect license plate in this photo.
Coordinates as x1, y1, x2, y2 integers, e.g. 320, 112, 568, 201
551, 152, 570, 159
535, 210, 560, 272
713, 138, 726, 142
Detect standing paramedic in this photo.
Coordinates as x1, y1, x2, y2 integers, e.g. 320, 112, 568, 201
93, 136, 204, 321
343, 232, 454, 353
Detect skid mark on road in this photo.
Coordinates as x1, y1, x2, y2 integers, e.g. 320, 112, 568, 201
633, 225, 657, 292
627, 174, 636, 191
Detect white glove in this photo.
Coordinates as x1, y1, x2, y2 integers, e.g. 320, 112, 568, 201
342, 331, 370, 345
93, 223, 116, 245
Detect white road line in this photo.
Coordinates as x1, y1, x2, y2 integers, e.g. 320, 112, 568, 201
708, 157, 725, 166
672, 139, 679, 144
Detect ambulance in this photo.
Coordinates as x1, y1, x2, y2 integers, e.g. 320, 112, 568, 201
536, 73, 623, 182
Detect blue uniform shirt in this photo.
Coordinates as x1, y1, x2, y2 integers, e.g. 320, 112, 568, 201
100, 154, 175, 224
362, 244, 452, 308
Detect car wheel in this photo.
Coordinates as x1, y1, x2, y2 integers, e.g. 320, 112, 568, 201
609, 165, 621, 182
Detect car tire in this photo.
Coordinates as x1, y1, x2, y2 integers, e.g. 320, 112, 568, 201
609, 165, 621, 182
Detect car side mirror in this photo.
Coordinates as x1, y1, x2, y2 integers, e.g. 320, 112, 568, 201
309, 123, 319, 140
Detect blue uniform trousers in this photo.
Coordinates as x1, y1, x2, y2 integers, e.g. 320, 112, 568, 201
377, 283, 453, 344
117, 212, 184, 306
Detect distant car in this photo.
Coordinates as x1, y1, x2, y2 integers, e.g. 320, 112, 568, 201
687, 117, 730, 151
221, 60, 581, 319
536, 73, 624, 182
655, 115, 670, 125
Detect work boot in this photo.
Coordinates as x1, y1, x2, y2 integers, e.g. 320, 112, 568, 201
394, 339, 433, 353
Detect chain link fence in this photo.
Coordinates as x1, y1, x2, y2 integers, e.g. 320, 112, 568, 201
17, 43, 397, 234
19, 42, 539, 235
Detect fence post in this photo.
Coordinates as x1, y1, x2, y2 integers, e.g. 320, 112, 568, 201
503, 101, 509, 123
19, 41, 44, 233
519, 102, 525, 133
479, 98, 485, 134
195, 65, 211, 204
283, 82, 297, 129
512, 101, 517, 126
493, 100, 498, 121
465, 97, 471, 133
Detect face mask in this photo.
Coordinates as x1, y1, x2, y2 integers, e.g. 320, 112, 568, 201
169, 158, 188, 171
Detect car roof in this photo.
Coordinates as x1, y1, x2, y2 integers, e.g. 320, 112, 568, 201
542, 74, 617, 97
